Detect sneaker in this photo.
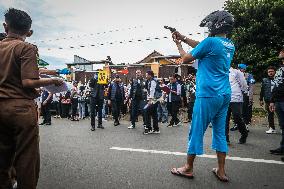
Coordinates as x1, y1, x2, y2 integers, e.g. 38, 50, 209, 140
239, 134, 248, 144
143, 129, 152, 135
91, 127, 95, 131
102, 118, 107, 122
39, 122, 45, 126
266, 128, 277, 134
175, 122, 182, 126
128, 125, 135, 129
13, 181, 17, 189
97, 125, 104, 129
152, 130, 160, 134
246, 124, 250, 132
270, 148, 284, 155
230, 125, 238, 131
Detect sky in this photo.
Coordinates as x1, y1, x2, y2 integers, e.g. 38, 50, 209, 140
0, 0, 226, 69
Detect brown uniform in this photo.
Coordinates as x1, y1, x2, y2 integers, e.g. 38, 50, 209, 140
0, 35, 40, 189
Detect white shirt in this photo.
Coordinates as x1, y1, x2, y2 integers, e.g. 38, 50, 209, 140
148, 80, 156, 99
229, 68, 248, 102
168, 82, 181, 103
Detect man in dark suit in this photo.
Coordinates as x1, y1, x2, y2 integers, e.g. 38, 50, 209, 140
108, 75, 125, 126
89, 73, 105, 131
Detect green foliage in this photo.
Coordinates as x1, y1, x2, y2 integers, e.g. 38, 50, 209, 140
224, 0, 284, 80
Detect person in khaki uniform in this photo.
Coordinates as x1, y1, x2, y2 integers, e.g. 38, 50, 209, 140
0, 8, 63, 189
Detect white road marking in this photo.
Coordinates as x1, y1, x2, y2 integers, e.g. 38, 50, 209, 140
110, 147, 284, 165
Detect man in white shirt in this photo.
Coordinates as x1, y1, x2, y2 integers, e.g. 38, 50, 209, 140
143, 70, 160, 134
226, 67, 249, 144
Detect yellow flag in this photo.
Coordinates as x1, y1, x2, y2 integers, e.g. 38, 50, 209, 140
97, 71, 108, 84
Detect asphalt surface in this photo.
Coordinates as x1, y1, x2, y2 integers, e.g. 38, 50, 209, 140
37, 117, 284, 189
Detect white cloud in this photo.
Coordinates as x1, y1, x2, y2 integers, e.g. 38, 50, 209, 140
0, 0, 225, 69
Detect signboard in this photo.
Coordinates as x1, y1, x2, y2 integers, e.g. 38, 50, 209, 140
97, 71, 108, 84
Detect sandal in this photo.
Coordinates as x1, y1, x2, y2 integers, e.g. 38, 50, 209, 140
212, 168, 229, 182
171, 167, 194, 179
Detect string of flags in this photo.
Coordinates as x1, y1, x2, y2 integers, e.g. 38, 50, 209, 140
31, 17, 208, 46
41, 31, 208, 51
31, 25, 144, 44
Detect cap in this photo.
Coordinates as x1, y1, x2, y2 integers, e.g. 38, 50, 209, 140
238, 64, 247, 70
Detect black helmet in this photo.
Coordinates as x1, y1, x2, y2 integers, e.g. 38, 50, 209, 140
200, 10, 234, 36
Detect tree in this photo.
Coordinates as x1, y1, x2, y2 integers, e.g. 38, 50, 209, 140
224, 0, 284, 80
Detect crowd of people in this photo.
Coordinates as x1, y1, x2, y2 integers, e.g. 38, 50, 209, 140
0, 8, 284, 189
37, 71, 197, 132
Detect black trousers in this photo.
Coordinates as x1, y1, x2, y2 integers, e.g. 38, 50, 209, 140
187, 101, 195, 121
242, 95, 253, 125
130, 99, 146, 127
61, 104, 71, 118
275, 102, 284, 150
71, 98, 78, 118
111, 100, 122, 122
42, 102, 51, 124
168, 101, 180, 125
144, 103, 159, 131
90, 97, 103, 128
265, 102, 275, 129
226, 102, 248, 142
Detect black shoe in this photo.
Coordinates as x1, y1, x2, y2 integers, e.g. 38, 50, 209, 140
91, 127, 95, 131
230, 126, 238, 131
98, 125, 104, 129
114, 121, 120, 126
270, 148, 284, 155
39, 122, 45, 125
239, 134, 247, 144
143, 129, 152, 135
45, 123, 51, 126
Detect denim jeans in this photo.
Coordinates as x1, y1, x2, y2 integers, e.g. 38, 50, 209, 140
275, 101, 284, 149
157, 102, 168, 123
265, 102, 275, 129
78, 102, 86, 118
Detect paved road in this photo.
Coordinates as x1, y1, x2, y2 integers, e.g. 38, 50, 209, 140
37, 118, 284, 189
